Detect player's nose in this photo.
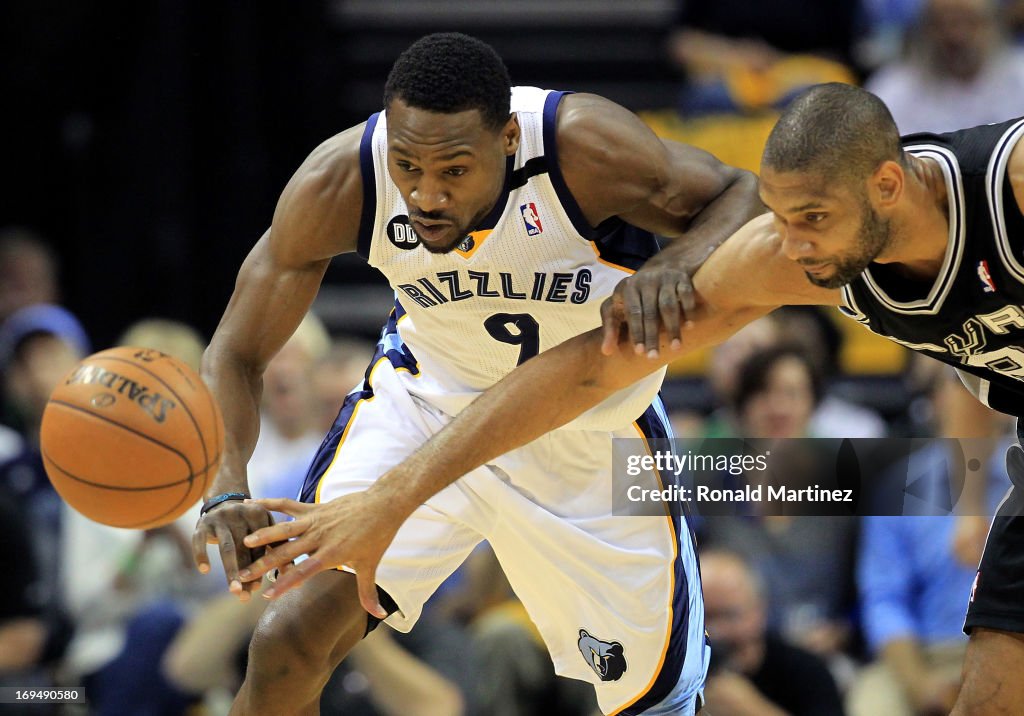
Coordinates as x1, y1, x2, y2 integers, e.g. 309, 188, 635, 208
780, 231, 815, 261
410, 176, 449, 214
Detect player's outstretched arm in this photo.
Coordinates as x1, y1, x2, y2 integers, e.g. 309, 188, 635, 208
192, 126, 364, 599
555, 93, 765, 356
238, 215, 840, 613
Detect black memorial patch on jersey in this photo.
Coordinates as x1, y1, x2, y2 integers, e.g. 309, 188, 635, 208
387, 215, 420, 250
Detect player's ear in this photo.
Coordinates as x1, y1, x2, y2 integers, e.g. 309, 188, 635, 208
872, 160, 904, 208
502, 114, 520, 156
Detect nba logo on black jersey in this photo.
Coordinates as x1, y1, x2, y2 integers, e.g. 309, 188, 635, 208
520, 203, 543, 236
978, 260, 997, 293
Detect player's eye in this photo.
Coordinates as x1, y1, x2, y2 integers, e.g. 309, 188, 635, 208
396, 161, 419, 173
445, 167, 466, 177
805, 212, 827, 224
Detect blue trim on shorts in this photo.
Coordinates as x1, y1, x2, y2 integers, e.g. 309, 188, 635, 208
376, 298, 419, 375
299, 299, 419, 503
623, 396, 696, 715
299, 385, 373, 504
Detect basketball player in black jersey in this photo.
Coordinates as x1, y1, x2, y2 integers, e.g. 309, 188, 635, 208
238, 83, 1024, 713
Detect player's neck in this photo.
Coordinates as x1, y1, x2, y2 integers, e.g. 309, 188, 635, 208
882, 156, 951, 279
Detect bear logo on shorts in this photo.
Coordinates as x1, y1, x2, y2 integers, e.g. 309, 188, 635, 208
577, 628, 627, 681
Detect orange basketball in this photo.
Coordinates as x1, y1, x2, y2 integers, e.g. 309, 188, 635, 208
40, 346, 224, 529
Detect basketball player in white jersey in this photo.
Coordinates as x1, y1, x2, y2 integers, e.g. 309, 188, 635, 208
240, 85, 1024, 715
192, 33, 763, 715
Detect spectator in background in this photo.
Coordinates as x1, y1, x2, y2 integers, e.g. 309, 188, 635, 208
701, 314, 887, 439
118, 318, 205, 371
163, 589, 465, 716
667, 0, 858, 116
0, 488, 56, 715
867, 0, 1024, 133
729, 344, 822, 440
856, 0, 926, 70
0, 229, 60, 325
1008, 0, 1024, 40
247, 311, 330, 502
698, 345, 860, 688
846, 439, 1011, 716
311, 336, 377, 434
56, 316, 217, 715
700, 550, 845, 716
0, 304, 89, 606
772, 307, 889, 439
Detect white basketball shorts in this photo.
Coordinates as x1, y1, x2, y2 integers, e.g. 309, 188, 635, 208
297, 354, 708, 715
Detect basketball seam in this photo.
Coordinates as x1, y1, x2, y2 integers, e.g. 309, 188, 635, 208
94, 353, 211, 479
42, 451, 217, 529
47, 398, 196, 482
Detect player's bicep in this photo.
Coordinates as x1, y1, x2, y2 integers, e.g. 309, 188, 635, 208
556, 95, 682, 227
619, 141, 751, 236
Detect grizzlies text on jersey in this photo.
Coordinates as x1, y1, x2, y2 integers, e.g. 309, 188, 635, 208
357, 86, 666, 428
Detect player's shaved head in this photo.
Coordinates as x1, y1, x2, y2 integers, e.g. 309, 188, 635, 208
384, 32, 512, 132
762, 83, 904, 188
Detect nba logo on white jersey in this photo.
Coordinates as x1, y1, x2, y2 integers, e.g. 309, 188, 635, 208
520, 202, 543, 236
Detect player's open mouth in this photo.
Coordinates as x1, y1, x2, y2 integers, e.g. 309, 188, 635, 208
411, 220, 453, 244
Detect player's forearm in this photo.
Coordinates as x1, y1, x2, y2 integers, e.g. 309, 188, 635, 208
939, 376, 1001, 514
656, 172, 763, 270
200, 344, 262, 497
371, 301, 768, 517
369, 329, 655, 516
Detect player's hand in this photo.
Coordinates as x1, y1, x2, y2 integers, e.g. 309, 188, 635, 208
192, 499, 275, 601
237, 491, 400, 618
599, 267, 696, 359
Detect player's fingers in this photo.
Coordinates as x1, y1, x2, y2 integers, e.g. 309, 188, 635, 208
239, 539, 306, 583
243, 517, 309, 548
263, 555, 325, 600
247, 497, 311, 516
191, 523, 213, 573
658, 282, 682, 350
600, 297, 621, 356
622, 283, 645, 354
356, 565, 387, 619
640, 282, 661, 357
677, 277, 697, 317
213, 524, 245, 596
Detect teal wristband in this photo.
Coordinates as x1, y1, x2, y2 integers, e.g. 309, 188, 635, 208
200, 492, 250, 516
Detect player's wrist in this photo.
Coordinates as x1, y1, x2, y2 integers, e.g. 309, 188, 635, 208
204, 464, 249, 501
366, 474, 421, 519
200, 492, 251, 516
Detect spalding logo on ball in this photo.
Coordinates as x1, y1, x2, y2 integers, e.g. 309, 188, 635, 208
40, 346, 224, 529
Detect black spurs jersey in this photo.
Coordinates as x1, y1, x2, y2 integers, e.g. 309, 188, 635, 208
840, 117, 1024, 416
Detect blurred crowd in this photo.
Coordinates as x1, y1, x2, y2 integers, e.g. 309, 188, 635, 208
3, 0, 1024, 714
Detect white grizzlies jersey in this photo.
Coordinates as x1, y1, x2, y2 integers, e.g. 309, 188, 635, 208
355, 86, 666, 429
